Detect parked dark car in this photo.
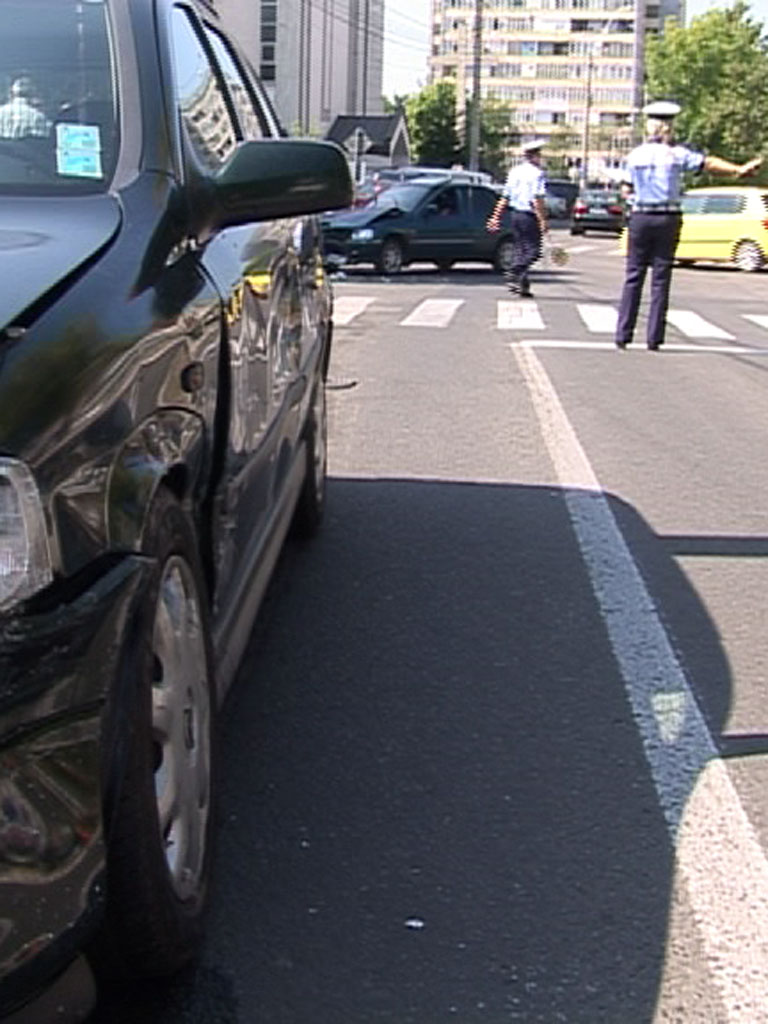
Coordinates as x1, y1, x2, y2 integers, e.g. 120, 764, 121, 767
322, 177, 516, 274
0, 1, 351, 1021
570, 188, 626, 235
544, 177, 579, 220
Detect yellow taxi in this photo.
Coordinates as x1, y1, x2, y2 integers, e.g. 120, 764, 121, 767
619, 186, 768, 271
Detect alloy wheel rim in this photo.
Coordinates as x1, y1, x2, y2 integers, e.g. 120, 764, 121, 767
151, 556, 211, 900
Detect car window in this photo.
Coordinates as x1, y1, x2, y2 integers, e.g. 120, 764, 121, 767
681, 194, 707, 214
470, 186, 497, 219
204, 29, 271, 141
374, 182, 433, 212
703, 194, 745, 215
433, 186, 460, 215
170, 7, 237, 172
0, 0, 117, 194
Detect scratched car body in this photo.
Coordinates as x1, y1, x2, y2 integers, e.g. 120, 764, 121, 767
0, 1, 350, 1021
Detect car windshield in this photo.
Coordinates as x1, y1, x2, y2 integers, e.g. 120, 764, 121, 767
0, 0, 117, 195
370, 182, 434, 212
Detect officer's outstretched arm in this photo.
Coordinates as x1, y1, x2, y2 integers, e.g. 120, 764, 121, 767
704, 154, 763, 177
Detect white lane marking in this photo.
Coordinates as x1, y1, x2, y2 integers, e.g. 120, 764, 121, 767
512, 341, 768, 1023
497, 301, 545, 330
577, 303, 618, 333
333, 296, 374, 326
742, 314, 768, 331
400, 298, 464, 328
565, 245, 596, 255
667, 309, 735, 340
511, 340, 768, 354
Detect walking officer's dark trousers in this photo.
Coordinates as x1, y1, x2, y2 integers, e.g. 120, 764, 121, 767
616, 210, 682, 348
508, 209, 541, 289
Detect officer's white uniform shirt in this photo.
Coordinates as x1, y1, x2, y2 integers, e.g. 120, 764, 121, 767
624, 140, 705, 204
503, 160, 546, 211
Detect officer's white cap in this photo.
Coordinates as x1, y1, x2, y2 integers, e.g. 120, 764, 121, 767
642, 100, 681, 118
522, 138, 547, 152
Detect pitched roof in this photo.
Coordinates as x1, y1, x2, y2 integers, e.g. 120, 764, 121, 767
326, 113, 408, 157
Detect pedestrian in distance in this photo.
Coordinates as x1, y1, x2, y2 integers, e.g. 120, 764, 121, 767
615, 100, 762, 351
486, 138, 549, 298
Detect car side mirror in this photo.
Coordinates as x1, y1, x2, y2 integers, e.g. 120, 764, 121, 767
212, 139, 353, 229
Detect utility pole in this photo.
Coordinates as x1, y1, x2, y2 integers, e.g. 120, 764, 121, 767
581, 49, 593, 187
468, 0, 482, 171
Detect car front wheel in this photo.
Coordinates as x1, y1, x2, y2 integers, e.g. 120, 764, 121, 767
733, 240, 764, 272
97, 488, 216, 978
377, 238, 404, 275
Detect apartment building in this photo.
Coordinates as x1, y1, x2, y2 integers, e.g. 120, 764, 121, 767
429, 0, 682, 180
218, 0, 384, 136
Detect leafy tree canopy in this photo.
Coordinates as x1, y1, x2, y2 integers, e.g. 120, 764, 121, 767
405, 79, 461, 166
645, 2, 768, 178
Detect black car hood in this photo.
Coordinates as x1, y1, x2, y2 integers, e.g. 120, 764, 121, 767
324, 204, 401, 229
0, 194, 122, 327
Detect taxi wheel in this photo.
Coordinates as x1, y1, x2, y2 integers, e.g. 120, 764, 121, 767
377, 238, 403, 275
733, 240, 764, 273
96, 488, 216, 978
292, 380, 327, 538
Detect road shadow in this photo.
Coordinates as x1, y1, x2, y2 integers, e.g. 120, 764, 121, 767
90, 477, 733, 1022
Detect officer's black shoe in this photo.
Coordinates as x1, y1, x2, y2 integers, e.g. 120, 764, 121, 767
615, 339, 629, 349
647, 341, 663, 351
519, 287, 534, 298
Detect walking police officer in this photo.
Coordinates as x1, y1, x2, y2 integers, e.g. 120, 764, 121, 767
487, 138, 549, 298
616, 100, 762, 350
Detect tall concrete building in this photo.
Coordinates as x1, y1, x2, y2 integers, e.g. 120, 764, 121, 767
219, 0, 384, 136
429, 0, 683, 180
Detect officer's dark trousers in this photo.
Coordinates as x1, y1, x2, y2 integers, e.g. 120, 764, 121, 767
508, 210, 541, 286
616, 211, 682, 347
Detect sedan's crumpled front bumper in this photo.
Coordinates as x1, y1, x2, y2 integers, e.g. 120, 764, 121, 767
0, 556, 152, 1023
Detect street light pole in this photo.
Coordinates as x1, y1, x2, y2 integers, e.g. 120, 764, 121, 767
468, 0, 483, 171
581, 49, 593, 188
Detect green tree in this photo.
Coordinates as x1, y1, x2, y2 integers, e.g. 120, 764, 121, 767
462, 94, 517, 178
645, 2, 768, 180
405, 79, 461, 166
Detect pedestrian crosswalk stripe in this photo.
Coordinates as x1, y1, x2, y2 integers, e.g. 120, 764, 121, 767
666, 309, 735, 340
333, 295, 374, 325
400, 298, 464, 327
577, 304, 618, 333
497, 300, 545, 330
511, 340, 768, 354
742, 314, 768, 331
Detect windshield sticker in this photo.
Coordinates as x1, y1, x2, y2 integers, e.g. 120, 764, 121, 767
55, 123, 103, 178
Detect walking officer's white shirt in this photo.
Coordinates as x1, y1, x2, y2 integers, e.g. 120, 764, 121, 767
503, 161, 547, 212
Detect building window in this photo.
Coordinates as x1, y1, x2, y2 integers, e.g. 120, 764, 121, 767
262, 45, 274, 61
260, 64, 275, 81
261, 24, 276, 41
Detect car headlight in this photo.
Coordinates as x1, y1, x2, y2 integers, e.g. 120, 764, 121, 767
351, 228, 374, 242
0, 459, 53, 612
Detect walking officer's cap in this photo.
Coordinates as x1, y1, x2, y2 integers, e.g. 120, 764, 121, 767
521, 138, 547, 153
642, 100, 681, 119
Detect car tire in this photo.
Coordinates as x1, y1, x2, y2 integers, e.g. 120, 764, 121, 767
292, 380, 327, 539
493, 237, 516, 274
435, 260, 454, 273
733, 240, 764, 272
96, 487, 216, 979
570, 226, 584, 235
377, 238, 404, 275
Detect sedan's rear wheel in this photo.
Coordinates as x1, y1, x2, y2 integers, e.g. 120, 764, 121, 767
97, 488, 215, 978
733, 240, 764, 272
377, 238, 404, 275
493, 237, 516, 274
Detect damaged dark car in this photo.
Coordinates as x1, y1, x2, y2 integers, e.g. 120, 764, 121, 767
0, 1, 351, 1021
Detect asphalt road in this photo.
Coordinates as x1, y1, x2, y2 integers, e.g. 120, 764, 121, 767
91, 236, 768, 1023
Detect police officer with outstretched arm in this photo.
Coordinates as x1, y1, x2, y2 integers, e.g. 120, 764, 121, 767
487, 138, 549, 298
616, 100, 762, 351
